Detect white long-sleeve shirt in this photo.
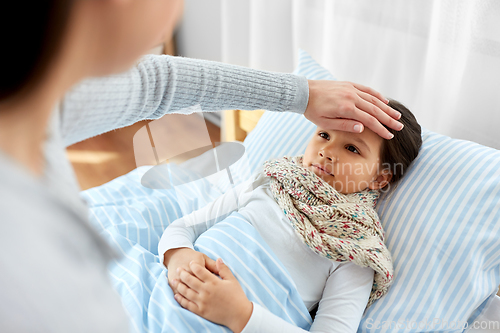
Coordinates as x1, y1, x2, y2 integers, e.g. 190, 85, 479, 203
158, 171, 375, 333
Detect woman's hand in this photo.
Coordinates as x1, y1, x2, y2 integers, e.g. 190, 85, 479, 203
164, 247, 217, 295
305, 80, 404, 140
172, 258, 253, 333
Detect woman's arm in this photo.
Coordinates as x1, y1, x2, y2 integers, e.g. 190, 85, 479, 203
60, 54, 401, 146
59, 54, 308, 147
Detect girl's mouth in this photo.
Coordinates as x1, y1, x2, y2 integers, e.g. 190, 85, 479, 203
312, 164, 333, 176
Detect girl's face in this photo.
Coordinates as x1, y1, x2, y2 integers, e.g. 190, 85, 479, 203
302, 127, 391, 194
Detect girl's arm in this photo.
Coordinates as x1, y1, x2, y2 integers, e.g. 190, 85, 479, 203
306, 262, 374, 333
243, 261, 374, 333
59, 54, 307, 147
159, 175, 256, 296
176, 259, 375, 333
158, 176, 256, 261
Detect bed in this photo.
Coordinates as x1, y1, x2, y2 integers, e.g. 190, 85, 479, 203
80, 50, 500, 333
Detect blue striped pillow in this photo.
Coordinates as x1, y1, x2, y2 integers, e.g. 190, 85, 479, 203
242, 50, 500, 332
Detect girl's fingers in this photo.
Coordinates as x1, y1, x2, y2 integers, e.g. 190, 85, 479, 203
178, 268, 203, 291
215, 258, 235, 281
189, 261, 216, 283
203, 256, 220, 275
174, 293, 199, 313
174, 278, 199, 301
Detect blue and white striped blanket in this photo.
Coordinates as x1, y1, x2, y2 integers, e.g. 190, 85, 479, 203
81, 164, 311, 333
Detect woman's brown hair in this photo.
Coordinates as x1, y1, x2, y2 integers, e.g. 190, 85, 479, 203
0, 1, 74, 101
381, 99, 422, 183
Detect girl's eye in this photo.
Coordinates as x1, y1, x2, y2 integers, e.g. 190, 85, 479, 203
319, 132, 329, 140
346, 145, 360, 154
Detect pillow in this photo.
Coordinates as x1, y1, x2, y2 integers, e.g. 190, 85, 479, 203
241, 49, 500, 332
81, 164, 311, 332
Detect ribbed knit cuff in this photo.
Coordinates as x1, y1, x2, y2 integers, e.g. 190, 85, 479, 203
290, 75, 309, 114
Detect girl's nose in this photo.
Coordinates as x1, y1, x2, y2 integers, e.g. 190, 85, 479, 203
319, 151, 334, 161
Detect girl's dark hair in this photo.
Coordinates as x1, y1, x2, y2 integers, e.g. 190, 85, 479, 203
0, 1, 74, 101
381, 99, 422, 183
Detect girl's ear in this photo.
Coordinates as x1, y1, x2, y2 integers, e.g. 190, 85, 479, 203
368, 169, 393, 190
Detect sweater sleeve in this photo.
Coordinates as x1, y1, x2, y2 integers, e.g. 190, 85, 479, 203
60, 55, 309, 146
240, 262, 374, 333
157, 176, 257, 264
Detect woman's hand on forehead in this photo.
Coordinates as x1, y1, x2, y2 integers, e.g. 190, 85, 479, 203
304, 80, 404, 140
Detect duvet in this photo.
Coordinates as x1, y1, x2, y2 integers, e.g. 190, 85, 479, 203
81, 164, 312, 333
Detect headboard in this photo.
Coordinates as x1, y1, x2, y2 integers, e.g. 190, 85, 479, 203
222, 109, 265, 142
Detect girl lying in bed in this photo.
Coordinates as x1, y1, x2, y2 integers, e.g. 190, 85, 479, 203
158, 100, 422, 333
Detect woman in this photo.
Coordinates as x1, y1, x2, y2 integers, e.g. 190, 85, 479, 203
0, 0, 403, 331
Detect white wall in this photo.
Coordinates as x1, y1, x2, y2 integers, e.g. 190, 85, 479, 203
175, 0, 223, 126
176, 0, 222, 61
175, 1, 500, 148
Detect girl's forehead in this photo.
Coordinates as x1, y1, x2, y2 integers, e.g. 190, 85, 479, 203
315, 127, 384, 154
316, 127, 382, 142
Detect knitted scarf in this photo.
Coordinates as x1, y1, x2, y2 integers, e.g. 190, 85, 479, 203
263, 155, 394, 309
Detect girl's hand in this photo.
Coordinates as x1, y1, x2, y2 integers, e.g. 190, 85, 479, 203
305, 80, 404, 140
164, 247, 218, 295
172, 258, 253, 333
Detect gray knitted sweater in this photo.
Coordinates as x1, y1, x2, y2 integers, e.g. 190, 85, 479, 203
0, 55, 308, 332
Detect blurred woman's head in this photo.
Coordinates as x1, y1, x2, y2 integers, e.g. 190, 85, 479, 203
0, 0, 74, 101
0, 0, 183, 102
